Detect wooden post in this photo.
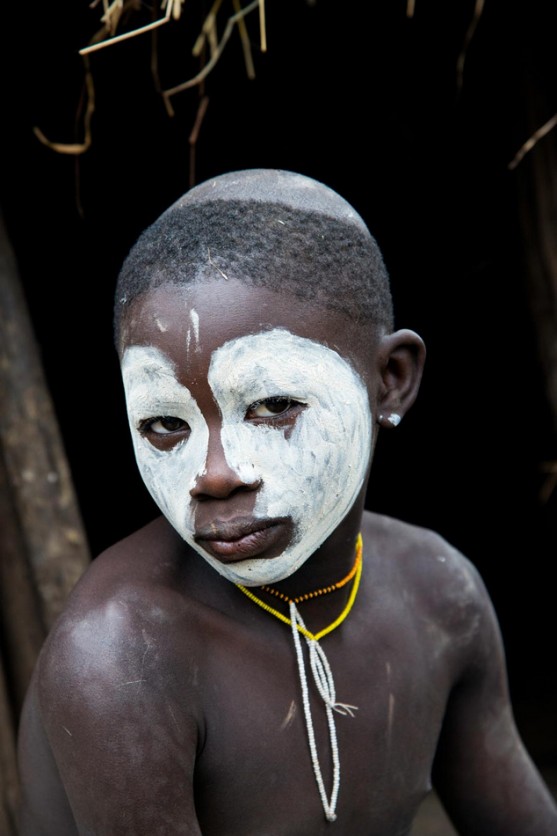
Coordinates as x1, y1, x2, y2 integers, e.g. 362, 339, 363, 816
0, 208, 92, 828
0, 645, 19, 836
0, 211, 91, 631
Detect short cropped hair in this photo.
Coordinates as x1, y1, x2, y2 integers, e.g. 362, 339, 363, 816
114, 169, 394, 348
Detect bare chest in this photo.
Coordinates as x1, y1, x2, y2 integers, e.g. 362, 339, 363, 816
191, 610, 452, 836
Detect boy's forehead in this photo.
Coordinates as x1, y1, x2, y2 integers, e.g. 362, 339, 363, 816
121, 279, 375, 376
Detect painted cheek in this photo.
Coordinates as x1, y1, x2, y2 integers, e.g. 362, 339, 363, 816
251, 402, 363, 526
211, 330, 373, 568
132, 424, 208, 539
121, 345, 210, 540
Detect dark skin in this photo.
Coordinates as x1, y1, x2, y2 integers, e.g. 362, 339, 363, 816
18, 279, 557, 835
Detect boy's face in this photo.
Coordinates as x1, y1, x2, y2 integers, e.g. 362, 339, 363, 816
120, 279, 376, 586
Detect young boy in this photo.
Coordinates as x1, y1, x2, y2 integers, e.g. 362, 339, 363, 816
17, 169, 557, 835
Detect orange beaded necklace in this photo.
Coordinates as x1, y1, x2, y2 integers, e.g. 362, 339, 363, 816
259, 541, 362, 605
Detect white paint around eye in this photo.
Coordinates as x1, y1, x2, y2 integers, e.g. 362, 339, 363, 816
206, 330, 372, 584
121, 345, 208, 539
120, 330, 372, 588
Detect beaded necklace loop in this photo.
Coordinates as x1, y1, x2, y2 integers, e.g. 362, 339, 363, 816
235, 533, 363, 823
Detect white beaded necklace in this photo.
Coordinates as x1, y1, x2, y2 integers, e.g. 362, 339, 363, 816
236, 534, 363, 822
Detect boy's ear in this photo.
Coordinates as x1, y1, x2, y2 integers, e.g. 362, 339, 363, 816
375, 329, 426, 428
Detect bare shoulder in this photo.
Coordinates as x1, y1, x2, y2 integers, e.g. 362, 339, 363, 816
37, 515, 203, 700
363, 510, 489, 601
21, 515, 204, 833
361, 510, 496, 662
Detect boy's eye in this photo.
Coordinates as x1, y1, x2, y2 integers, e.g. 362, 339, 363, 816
246, 397, 303, 420
138, 416, 189, 436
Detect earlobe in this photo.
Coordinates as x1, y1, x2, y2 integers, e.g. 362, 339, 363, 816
376, 329, 426, 428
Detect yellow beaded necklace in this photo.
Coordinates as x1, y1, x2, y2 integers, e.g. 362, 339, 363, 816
236, 533, 363, 641
235, 533, 363, 823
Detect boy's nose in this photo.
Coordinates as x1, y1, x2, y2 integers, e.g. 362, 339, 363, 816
190, 425, 260, 500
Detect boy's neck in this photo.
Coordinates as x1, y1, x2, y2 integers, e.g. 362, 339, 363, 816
252, 504, 365, 605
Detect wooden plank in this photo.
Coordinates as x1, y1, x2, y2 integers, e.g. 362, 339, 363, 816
0, 211, 91, 631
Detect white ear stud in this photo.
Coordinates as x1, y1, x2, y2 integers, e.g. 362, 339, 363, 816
378, 413, 401, 427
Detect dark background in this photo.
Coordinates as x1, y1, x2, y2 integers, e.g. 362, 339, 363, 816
2, 0, 556, 766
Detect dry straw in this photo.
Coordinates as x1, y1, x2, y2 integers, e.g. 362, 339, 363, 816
33, 1, 556, 172
34, 0, 267, 155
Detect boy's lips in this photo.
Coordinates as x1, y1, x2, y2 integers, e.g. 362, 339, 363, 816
194, 517, 288, 562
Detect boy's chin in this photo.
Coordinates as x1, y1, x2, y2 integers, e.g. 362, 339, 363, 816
195, 544, 308, 587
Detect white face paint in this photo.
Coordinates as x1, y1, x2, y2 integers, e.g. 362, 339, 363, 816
122, 345, 209, 531
186, 308, 200, 357
121, 329, 372, 585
